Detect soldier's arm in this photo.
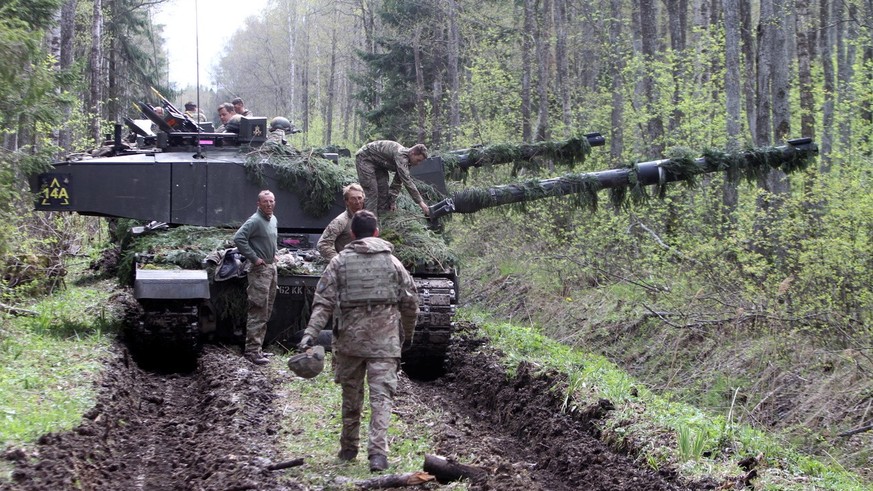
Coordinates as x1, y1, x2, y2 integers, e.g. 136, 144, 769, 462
393, 156, 425, 205
395, 259, 419, 344
233, 220, 258, 263
316, 218, 342, 262
303, 265, 339, 338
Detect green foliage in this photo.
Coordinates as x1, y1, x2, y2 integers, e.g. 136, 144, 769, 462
246, 148, 357, 217
0, 281, 115, 447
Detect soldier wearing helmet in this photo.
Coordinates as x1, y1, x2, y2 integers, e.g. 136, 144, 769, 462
267, 117, 295, 145
299, 210, 419, 472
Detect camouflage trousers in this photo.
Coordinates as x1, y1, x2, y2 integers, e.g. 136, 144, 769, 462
355, 156, 392, 214
244, 262, 277, 354
334, 353, 399, 458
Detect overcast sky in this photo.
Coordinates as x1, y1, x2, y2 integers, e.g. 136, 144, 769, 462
152, 0, 269, 89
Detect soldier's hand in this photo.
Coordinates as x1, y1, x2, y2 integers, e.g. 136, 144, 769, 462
419, 201, 430, 216
298, 335, 313, 351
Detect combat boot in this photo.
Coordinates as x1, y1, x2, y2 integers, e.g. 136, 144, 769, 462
245, 352, 269, 365
368, 454, 388, 472
337, 448, 357, 461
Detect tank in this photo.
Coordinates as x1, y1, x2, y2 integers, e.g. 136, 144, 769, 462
31, 99, 817, 374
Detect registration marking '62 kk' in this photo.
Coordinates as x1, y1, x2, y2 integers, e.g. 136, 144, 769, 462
277, 285, 305, 295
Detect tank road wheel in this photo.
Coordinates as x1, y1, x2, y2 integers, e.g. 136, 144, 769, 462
402, 277, 457, 380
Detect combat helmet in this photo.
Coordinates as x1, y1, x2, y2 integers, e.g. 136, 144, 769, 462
269, 117, 293, 133
288, 345, 325, 378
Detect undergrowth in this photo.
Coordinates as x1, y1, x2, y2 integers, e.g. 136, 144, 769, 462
462, 309, 869, 490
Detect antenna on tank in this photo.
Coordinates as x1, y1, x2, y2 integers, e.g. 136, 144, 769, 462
194, 0, 203, 158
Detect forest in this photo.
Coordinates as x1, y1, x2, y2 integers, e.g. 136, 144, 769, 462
0, 0, 871, 485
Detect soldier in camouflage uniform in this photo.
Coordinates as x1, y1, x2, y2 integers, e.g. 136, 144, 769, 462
234, 190, 278, 366
316, 183, 365, 262
183, 102, 207, 122
299, 210, 419, 472
354, 140, 430, 216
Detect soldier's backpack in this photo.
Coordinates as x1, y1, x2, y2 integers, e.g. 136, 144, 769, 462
338, 251, 399, 308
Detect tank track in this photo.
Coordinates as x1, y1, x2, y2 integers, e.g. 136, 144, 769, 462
402, 276, 457, 376
125, 300, 202, 370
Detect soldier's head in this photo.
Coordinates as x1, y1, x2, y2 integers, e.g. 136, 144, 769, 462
269, 116, 293, 133
257, 190, 275, 218
409, 143, 428, 165
343, 184, 365, 214
218, 103, 235, 123
351, 210, 379, 239
232, 97, 247, 114
184, 101, 197, 111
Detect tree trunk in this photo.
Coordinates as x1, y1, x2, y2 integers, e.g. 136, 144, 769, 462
609, 0, 624, 167
534, 0, 551, 142
413, 25, 426, 143
446, 0, 460, 145
818, 0, 834, 172
59, 0, 78, 150
554, 0, 571, 136
323, 6, 338, 145
835, 0, 853, 151
521, 0, 534, 142
639, 0, 664, 156
722, 0, 741, 231
665, 0, 686, 133
89, 0, 104, 145
754, 0, 773, 147
795, 0, 815, 139
771, 0, 791, 142
740, 0, 756, 141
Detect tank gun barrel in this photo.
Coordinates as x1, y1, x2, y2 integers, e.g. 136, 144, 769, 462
445, 132, 605, 170
428, 138, 818, 222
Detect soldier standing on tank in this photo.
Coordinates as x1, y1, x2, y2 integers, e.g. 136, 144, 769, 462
316, 183, 365, 262
232, 97, 252, 117
234, 190, 278, 366
299, 210, 419, 472
354, 140, 430, 216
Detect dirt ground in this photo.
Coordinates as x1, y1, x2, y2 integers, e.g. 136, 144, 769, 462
1, 322, 718, 490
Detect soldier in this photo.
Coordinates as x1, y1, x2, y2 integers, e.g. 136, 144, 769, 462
183, 102, 207, 122
216, 103, 240, 133
354, 140, 430, 216
234, 190, 278, 365
299, 210, 419, 472
316, 184, 365, 262
232, 97, 252, 117
266, 117, 295, 145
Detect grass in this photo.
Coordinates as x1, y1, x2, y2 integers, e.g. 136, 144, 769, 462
0, 280, 119, 450
273, 352, 468, 489
461, 308, 871, 491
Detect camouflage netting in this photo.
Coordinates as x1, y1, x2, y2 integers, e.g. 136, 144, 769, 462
439, 144, 816, 216
379, 208, 459, 272
440, 135, 594, 180
245, 145, 357, 217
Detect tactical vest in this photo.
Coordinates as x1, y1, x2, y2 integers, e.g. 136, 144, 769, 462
338, 251, 399, 307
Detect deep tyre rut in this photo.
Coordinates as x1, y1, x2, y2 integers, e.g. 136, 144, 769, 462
1, 345, 299, 491
396, 322, 715, 490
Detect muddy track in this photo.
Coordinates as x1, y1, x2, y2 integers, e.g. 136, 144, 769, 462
2, 323, 715, 490
1, 346, 299, 491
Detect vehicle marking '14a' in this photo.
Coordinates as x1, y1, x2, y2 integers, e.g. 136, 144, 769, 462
39, 174, 72, 207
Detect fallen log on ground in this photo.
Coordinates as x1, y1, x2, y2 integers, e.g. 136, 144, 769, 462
266, 458, 305, 471
336, 471, 435, 489
0, 302, 38, 317
423, 454, 487, 484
